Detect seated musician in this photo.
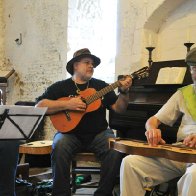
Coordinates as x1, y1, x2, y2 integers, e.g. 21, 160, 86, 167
36, 48, 132, 196
120, 47, 196, 196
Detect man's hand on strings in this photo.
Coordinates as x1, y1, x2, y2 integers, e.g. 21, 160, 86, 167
67, 97, 86, 111
183, 134, 196, 148
145, 128, 166, 146
119, 76, 132, 93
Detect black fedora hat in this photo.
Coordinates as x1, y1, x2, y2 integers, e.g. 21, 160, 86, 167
66, 48, 101, 75
185, 47, 196, 66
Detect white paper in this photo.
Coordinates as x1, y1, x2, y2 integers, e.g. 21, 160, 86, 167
156, 67, 187, 84
0, 105, 47, 139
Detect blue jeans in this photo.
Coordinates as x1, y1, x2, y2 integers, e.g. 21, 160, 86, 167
0, 140, 19, 196
51, 129, 123, 196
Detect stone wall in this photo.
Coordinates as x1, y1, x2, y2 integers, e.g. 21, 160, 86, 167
116, 0, 196, 76
3, 0, 68, 105
0, 0, 68, 139
0, 0, 5, 67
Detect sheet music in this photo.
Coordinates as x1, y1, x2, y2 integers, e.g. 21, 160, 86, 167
0, 105, 47, 139
156, 67, 187, 84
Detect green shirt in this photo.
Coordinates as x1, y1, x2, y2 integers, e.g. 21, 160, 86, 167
180, 84, 196, 121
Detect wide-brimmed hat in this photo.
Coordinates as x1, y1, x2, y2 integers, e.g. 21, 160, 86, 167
66, 48, 101, 75
185, 47, 196, 66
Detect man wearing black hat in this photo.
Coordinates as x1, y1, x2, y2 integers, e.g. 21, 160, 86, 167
36, 48, 132, 196
120, 48, 196, 196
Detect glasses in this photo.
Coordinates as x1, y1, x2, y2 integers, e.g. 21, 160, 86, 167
78, 60, 95, 67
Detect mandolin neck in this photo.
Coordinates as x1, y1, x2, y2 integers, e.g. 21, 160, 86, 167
84, 66, 149, 105
86, 80, 121, 105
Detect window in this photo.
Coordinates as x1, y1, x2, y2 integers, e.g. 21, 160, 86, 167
67, 0, 117, 83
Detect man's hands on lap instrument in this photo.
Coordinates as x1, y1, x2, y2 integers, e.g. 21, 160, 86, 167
145, 128, 166, 146
183, 134, 196, 148
146, 129, 196, 149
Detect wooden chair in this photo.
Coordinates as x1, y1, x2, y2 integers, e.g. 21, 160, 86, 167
18, 140, 52, 180
19, 141, 52, 155
71, 152, 101, 193
19, 141, 101, 193
19, 140, 52, 170
16, 163, 30, 180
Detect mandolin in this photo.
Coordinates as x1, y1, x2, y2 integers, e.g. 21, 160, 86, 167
50, 66, 149, 133
109, 138, 196, 163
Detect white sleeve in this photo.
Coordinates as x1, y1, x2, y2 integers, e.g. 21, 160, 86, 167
155, 90, 182, 127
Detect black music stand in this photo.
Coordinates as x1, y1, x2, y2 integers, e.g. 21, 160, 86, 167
0, 105, 47, 140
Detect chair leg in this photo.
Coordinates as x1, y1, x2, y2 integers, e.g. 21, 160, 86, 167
16, 163, 29, 180
71, 160, 77, 193
168, 178, 178, 196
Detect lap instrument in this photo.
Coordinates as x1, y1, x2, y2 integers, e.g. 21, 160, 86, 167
109, 138, 196, 163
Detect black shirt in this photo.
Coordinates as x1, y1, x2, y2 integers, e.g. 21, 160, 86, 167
36, 78, 118, 138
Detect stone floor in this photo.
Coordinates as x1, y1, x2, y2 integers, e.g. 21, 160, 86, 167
18, 155, 120, 195
28, 165, 101, 196
72, 180, 120, 196
25, 166, 160, 196
73, 188, 96, 195
24, 160, 121, 196
29, 172, 99, 195
72, 177, 98, 196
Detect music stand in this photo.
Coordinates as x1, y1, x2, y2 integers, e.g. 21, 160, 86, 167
0, 105, 47, 140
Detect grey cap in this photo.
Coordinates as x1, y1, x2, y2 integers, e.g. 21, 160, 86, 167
185, 47, 196, 66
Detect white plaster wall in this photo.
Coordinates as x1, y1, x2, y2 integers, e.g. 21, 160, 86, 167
116, 0, 195, 76
116, 0, 165, 76
4, 0, 68, 105
0, 0, 5, 66
157, 0, 196, 60
0, 0, 69, 139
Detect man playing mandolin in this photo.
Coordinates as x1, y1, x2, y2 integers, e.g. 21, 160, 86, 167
120, 48, 196, 196
36, 48, 132, 196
